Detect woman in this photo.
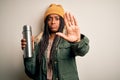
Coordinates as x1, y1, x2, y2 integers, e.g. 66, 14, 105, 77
21, 4, 89, 80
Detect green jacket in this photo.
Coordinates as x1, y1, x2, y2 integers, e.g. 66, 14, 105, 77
24, 34, 89, 80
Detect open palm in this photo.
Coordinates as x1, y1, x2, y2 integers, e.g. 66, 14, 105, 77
56, 12, 81, 42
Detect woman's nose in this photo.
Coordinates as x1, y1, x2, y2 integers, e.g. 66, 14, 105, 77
51, 18, 55, 23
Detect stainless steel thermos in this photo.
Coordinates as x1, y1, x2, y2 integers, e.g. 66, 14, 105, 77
22, 25, 33, 58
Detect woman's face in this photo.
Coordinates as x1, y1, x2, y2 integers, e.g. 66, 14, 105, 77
47, 14, 60, 33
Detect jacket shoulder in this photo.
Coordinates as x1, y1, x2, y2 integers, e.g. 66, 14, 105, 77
34, 32, 43, 43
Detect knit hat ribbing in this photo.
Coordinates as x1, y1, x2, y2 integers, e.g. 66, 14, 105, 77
44, 4, 64, 19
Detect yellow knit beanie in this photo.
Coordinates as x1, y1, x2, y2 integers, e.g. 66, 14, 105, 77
44, 4, 64, 19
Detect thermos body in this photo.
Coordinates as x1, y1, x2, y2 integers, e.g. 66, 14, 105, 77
22, 25, 33, 58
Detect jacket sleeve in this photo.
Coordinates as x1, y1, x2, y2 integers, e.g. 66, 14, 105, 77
23, 43, 38, 79
70, 34, 89, 56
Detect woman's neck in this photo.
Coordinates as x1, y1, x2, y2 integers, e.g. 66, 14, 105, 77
49, 33, 56, 40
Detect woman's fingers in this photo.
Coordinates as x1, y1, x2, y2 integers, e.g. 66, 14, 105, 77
21, 39, 26, 50
66, 12, 72, 26
64, 13, 69, 27
73, 15, 78, 27
64, 12, 77, 27
65, 12, 70, 22
69, 13, 74, 25
21, 36, 34, 50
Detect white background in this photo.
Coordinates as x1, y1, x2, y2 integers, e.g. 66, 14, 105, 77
0, 0, 120, 80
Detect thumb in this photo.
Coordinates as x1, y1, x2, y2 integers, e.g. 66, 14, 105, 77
56, 32, 69, 41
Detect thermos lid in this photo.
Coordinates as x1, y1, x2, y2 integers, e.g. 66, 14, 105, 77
23, 25, 31, 31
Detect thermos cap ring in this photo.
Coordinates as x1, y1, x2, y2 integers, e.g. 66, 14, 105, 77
23, 25, 31, 31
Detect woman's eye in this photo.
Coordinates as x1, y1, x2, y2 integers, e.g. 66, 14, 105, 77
55, 17, 60, 20
48, 18, 52, 21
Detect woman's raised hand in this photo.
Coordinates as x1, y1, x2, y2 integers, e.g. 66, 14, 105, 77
56, 12, 81, 42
